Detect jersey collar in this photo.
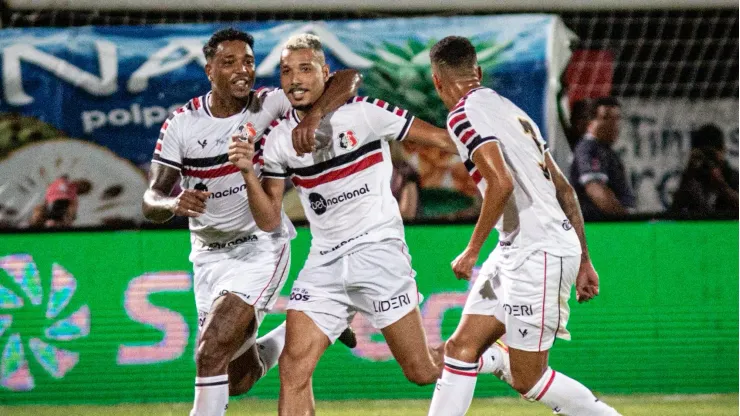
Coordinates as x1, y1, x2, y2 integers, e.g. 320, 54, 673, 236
203, 91, 252, 118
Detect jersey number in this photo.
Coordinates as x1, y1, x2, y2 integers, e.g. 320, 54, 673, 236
518, 118, 551, 180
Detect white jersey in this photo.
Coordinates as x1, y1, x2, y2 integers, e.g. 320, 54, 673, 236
261, 97, 414, 267
447, 87, 581, 268
152, 88, 296, 264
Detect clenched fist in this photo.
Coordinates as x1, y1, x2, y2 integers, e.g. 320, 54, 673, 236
172, 188, 211, 218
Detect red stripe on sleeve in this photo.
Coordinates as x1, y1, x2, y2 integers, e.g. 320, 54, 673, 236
448, 113, 466, 129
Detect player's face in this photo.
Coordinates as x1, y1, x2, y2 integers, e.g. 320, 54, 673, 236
206, 40, 256, 100
280, 48, 330, 112
592, 105, 621, 144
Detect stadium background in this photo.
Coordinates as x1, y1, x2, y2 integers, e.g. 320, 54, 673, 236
0, 0, 738, 414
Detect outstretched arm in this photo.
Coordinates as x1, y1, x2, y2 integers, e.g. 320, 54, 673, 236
404, 118, 458, 154
228, 138, 285, 231
545, 151, 599, 303
294, 69, 363, 155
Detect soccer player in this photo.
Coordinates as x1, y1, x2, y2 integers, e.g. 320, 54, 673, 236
228, 33, 512, 416
141, 28, 360, 416
426, 36, 621, 416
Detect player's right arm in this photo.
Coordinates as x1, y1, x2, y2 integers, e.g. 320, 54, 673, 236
142, 114, 211, 223
228, 133, 285, 232
451, 140, 514, 280
545, 152, 599, 303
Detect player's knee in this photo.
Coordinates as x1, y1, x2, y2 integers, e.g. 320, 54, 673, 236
511, 377, 534, 395
444, 335, 479, 363
278, 345, 314, 387
196, 328, 240, 371
401, 361, 438, 386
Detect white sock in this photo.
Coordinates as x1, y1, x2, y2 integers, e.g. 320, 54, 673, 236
255, 322, 286, 376
478, 341, 513, 385
190, 374, 229, 416
427, 356, 478, 416
525, 368, 621, 416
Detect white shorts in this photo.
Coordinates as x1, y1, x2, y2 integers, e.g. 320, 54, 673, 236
463, 250, 578, 352
194, 242, 291, 315
287, 238, 419, 343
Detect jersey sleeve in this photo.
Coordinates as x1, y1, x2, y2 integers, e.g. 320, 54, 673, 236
572, 140, 609, 185
446, 103, 500, 159
151, 110, 184, 171
260, 121, 290, 181
356, 98, 415, 142
258, 87, 293, 120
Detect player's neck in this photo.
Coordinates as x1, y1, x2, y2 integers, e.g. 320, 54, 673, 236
209, 92, 249, 118
450, 81, 482, 106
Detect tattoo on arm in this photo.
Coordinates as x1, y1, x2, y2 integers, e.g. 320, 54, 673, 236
545, 152, 590, 261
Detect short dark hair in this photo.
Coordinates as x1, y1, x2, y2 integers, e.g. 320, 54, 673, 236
429, 36, 477, 70
691, 124, 725, 150
203, 28, 254, 60
588, 96, 621, 120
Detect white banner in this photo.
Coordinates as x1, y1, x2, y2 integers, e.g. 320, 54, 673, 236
616, 98, 739, 213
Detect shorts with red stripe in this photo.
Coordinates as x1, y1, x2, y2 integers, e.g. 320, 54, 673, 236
287, 238, 419, 343
193, 241, 291, 316
463, 250, 579, 352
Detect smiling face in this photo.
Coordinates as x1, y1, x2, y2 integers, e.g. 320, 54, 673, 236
205, 40, 255, 101
279, 47, 329, 113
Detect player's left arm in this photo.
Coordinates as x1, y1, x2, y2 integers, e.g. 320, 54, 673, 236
544, 151, 599, 303
451, 141, 513, 280
293, 69, 363, 155
404, 119, 458, 154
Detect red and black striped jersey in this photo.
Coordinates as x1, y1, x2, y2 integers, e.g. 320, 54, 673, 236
151, 88, 296, 264
261, 97, 414, 267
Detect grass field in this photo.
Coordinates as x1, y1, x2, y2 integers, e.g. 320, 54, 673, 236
1, 394, 737, 415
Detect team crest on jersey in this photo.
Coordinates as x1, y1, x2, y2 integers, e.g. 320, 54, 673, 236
338, 130, 359, 150
238, 122, 258, 139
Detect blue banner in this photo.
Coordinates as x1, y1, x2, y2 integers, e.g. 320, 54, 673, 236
0, 16, 564, 227
0, 16, 556, 167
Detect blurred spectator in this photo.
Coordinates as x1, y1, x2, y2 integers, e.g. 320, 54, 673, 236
564, 98, 593, 150
569, 97, 635, 220
390, 141, 422, 221
30, 175, 79, 228
671, 124, 738, 215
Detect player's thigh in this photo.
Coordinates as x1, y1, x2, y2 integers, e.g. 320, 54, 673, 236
500, 251, 577, 353
280, 310, 331, 381
286, 258, 355, 344
194, 243, 290, 341
348, 239, 420, 331
201, 292, 257, 348
446, 314, 506, 362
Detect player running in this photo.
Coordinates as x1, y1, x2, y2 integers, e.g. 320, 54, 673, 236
425, 36, 621, 416
141, 28, 360, 416
228, 33, 512, 416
